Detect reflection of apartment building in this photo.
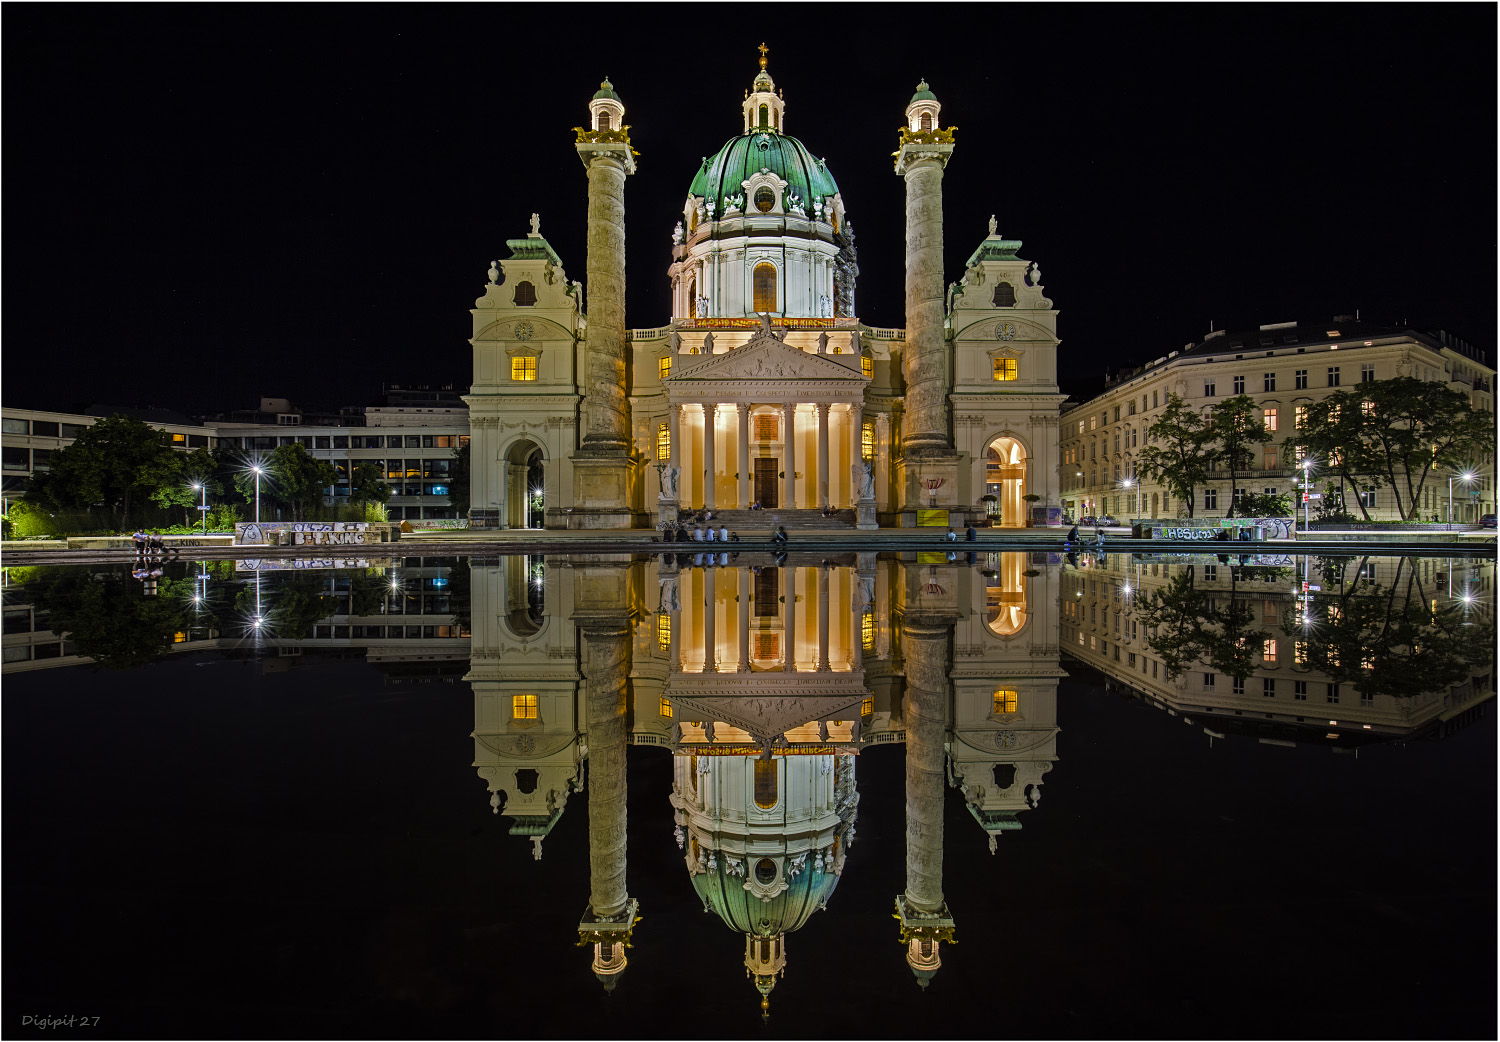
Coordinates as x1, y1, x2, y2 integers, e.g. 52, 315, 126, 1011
0, 562, 468, 674
1059, 320, 1495, 522
1, 387, 469, 523
1059, 554, 1495, 745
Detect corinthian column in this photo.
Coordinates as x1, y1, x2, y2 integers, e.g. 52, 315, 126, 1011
895, 610, 957, 987
895, 83, 955, 459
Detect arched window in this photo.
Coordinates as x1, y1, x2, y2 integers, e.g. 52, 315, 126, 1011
754, 187, 775, 213
753, 759, 778, 808
656, 612, 671, 650
759, 104, 769, 128
861, 352, 874, 378
686, 277, 696, 313
919, 112, 933, 131
992, 282, 1015, 307
513, 281, 537, 307
656, 422, 670, 460
753, 263, 777, 312
598, 112, 611, 131
861, 421, 875, 460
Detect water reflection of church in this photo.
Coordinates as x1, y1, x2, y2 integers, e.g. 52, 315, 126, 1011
466, 551, 1064, 1010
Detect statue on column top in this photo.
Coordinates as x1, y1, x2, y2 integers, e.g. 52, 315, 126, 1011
529, 213, 541, 237
987, 214, 997, 236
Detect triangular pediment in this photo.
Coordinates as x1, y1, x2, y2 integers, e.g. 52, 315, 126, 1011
668, 332, 867, 384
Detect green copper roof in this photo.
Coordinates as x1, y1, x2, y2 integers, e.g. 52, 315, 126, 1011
688, 132, 840, 216
965, 238, 1024, 267
593, 77, 619, 101
506, 236, 564, 267
909, 80, 936, 104
692, 858, 840, 936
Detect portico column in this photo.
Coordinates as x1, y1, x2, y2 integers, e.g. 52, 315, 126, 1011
781, 563, 796, 672
702, 404, 717, 510
782, 403, 796, 510
816, 403, 831, 510
668, 403, 682, 474
703, 568, 716, 673
816, 565, 830, 671
736, 403, 751, 508
738, 567, 751, 672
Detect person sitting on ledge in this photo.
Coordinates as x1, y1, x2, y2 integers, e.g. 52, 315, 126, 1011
945, 528, 958, 542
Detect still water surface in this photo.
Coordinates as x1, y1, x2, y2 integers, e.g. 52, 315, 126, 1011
5, 551, 1495, 1038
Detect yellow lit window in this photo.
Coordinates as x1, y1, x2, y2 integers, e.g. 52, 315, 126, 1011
753, 263, 777, 312
861, 613, 875, 650
861, 422, 875, 461
1294, 640, 1307, 664
1264, 445, 1278, 469
657, 612, 671, 650
659, 698, 673, 718
1360, 400, 1376, 417
993, 689, 1018, 714
511, 356, 537, 381
656, 423, 671, 462
512, 694, 538, 719
171, 433, 186, 444
861, 353, 874, 378
993, 358, 1018, 381
1295, 406, 1309, 429
1263, 408, 1277, 431
861, 697, 873, 716
173, 631, 188, 643
1262, 640, 1277, 664
659, 355, 671, 379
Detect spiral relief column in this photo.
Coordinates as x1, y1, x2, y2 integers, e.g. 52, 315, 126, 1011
575, 604, 638, 990
894, 82, 960, 525
895, 611, 957, 987
573, 79, 639, 528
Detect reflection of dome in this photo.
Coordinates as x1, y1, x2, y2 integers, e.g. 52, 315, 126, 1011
692, 854, 840, 936
688, 133, 840, 219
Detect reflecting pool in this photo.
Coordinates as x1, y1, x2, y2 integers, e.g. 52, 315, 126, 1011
5, 551, 1495, 1037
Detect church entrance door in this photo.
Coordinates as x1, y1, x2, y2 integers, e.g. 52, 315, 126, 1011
754, 458, 778, 508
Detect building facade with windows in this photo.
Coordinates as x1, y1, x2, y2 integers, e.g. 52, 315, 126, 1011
465, 54, 1065, 530
1058, 319, 1495, 522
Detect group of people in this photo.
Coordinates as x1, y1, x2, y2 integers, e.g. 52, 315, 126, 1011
131, 529, 179, 559
659, 522, 739, 543
943, 527, 980, 542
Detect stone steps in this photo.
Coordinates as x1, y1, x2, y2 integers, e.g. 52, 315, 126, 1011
671, 508, 856, 530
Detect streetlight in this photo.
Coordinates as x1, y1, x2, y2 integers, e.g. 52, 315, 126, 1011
191, 482, 207, 535
1121, 477, 1135, 520
252, 465, 264, 523
1300, 459, 1314, 533
1448, 470, 1476, 530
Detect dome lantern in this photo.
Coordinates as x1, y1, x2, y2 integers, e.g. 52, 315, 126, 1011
905, 79, 941, 133
741, 43, 786, 134
589, 77, 625, 133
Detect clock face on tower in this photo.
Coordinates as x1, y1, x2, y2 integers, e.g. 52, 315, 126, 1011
995, 322, 1017, 341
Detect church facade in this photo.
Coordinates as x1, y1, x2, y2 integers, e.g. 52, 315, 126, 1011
465, 52, 1065, 530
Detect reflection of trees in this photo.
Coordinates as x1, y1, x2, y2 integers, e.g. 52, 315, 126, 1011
1291, 556, 1494, 699
1138, 564, 1275, 681
25, 568, 194, 669
234, 572, 341, 640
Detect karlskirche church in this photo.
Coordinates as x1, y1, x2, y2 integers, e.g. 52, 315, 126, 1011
464, 49, 1064, 530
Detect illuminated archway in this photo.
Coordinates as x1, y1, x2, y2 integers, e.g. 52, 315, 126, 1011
984, 551, 1029, 637
503, 439, 546, 529
984, 436, 1028, 528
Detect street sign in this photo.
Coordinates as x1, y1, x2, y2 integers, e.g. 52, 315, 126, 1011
1308, 493, 1322, 499
196, 505, 211, 511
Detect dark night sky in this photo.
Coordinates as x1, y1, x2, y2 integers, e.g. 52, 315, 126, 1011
6, 7, 1495, 416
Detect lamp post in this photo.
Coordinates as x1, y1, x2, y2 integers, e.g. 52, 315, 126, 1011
1121, 477, 1135, 520
192, 482, 207, 535
1301, 460, 1312, 533
252, 465, 264, 524
1448, 471, 1475, 531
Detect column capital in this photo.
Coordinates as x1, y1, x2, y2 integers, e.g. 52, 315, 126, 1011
736, 402, 751, 418
815, 402, 832, 418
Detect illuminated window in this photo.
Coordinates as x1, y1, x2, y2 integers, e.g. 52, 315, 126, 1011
511, 356, 537, 381
753, 758, 778, 808
1360, 400, 1375, 417
861, 696, 873, 716
1294, 640, 1308, 664
659, 355, 671, 379
758, 104, 769, 129
755, 187, 775, 213
1263, 407, 1278, 431
656, 423, 671, 461
172, 631, 188, 643
1295, 406, 1308, 429
992, 689, 1017, 714
512, 694, 538, 720
659, 698, 673, 718
1263, 445, 1278, 469
993, 358, 1018, 381
753, 263, 777, 311
861, 421, 875, 460
657, 612, 671, 650
513, 281, 537, 307
861, 612, 875, 650
861, 352, 874, 378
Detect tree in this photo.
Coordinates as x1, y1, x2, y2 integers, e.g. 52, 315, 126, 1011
349, 460, 391, 508
1205, 395, 1272, 518
1235, 491, 1292, 518
447, 441, 470, 523
148, 447, 223, 526
1138, 565, 1279, 681
249, 443, 336, 522
1138, 393, 1211, 518
25, 567, 195, 669
1289, 377, 1493, 520
26, 414, 182, 528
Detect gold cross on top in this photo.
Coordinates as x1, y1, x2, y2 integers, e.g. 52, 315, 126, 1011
758, 42, 768, 69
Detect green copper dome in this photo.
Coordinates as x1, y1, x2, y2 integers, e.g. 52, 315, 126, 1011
692, 858, 839, 936
909, 79, 936, 104
688, 133, 840, 216
593, 77, 620, 101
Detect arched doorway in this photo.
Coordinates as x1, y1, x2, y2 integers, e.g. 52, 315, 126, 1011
984, 552, 1029, 637
985, 437, 1028, 528
503, 440, 546, 529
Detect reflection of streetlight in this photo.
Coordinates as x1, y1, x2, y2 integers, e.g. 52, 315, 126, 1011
1448, 470, 1476, 530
